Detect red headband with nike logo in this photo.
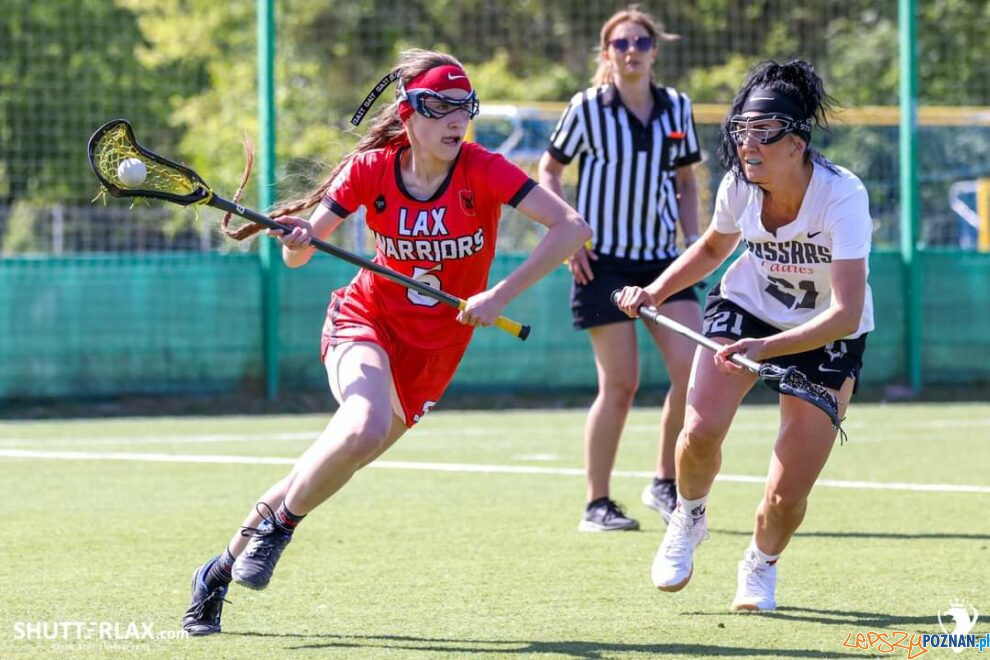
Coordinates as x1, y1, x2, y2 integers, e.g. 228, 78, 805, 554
398, 65, 473, 121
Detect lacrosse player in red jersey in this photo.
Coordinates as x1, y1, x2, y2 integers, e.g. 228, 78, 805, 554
616, 59, 874, 611
182, 49, 590, 636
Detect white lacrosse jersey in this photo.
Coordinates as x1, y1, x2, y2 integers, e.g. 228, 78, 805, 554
711, 163, 874, 337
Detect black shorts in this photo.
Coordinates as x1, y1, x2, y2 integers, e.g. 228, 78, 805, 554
703, 286, 867, 392
571, 254, 699, 330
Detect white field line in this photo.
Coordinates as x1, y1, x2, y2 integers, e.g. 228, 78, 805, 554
0, 415, 988, 448
1, 448, 988, 494
0, 432, 320, 447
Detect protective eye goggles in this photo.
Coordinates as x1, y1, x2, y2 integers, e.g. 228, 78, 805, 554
399, 82, 480, 120
608, 36, 655, 52
728, 113, 811, 145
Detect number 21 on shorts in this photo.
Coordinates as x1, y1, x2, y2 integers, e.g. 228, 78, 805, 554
705, 310, 743, 336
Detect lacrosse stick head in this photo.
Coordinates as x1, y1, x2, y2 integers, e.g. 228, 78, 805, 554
87, 119, 211, 206
757, 364, 843, 429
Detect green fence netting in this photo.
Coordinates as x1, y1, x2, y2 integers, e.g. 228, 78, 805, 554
3, 1, 989, 401
4, 251, 988, 400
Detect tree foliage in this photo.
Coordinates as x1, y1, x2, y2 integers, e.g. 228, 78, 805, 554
1, 0, 988, 248
0, 0, 197, 205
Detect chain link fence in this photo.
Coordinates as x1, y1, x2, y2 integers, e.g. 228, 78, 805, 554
3, 0, 988, 255
3, 1, 990, 400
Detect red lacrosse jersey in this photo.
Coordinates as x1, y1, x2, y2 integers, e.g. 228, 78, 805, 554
321, 141, 535, 351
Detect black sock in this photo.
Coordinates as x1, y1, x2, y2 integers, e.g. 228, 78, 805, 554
204, 548, 235, 590
653, 476, 675, 488
274, 502, 305, 531
587, 496, 611, 510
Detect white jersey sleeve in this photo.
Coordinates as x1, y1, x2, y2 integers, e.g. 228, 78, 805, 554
711, 172, 746, 234
826, 181, 872, 260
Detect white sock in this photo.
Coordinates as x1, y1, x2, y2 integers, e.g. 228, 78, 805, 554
747, 538, 780, 565
677, 493, 708, 519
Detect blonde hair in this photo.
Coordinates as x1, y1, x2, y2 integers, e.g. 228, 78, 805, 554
226, 49, 464, 239
591, 5, 678, 87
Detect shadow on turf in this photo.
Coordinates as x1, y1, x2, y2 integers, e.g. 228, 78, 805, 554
227, 632, 866, 657
688, 606, 936, 629
712, 527, 990, 541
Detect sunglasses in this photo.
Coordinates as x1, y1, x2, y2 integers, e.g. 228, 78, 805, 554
400, 83, 480, 121
608, 36, 655, 52
728, 113, 810, 145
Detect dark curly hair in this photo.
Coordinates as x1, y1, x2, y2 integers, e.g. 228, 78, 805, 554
717, 59, 838, 182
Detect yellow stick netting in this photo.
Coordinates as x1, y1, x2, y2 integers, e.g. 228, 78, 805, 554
91, 123, 205, 199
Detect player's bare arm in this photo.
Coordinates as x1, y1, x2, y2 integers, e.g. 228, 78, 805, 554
464, 184, 590, 326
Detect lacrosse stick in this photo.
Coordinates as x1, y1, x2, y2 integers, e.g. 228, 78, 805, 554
611, 291, 844, 431
87, 118, 530, 340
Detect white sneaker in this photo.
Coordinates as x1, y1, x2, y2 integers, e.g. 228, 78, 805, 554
730, 549, 778, 611
651, 508, 708, 591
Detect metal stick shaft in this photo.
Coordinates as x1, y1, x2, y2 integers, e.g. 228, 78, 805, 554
609, 290, 761, 373
210, 195, 531, 340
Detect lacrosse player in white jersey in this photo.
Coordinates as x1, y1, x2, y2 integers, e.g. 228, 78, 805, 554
615, 59, 874, 611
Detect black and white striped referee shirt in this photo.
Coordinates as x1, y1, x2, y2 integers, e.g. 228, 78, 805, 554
547, 84, 702, 260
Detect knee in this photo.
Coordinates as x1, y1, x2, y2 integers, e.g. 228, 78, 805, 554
336, 416, 391, 464
664, 375, 690, 405
679, 420, 723, 461
666, 355, 695, 390
599, 375, 639, 406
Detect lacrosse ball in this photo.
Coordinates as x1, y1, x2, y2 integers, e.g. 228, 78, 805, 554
117, 158, 147, 187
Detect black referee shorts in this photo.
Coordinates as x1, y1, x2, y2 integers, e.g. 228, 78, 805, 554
571, 254, 699, 330
702, 285, 867, 392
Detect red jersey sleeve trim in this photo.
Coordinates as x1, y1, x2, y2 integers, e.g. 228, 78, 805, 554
320, 196, 353, 218
507, 178, 537, 208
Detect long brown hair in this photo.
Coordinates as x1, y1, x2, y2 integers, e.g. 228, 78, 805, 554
226, 49, 464, 240
591, 5, 678, 87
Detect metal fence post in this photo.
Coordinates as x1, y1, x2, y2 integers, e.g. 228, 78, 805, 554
258, 0, 279, 400
899, 0, 922, 392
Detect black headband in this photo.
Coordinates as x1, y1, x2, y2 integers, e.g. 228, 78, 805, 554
741, 86, 809, 120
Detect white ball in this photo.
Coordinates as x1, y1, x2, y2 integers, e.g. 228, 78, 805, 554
117, 158, 147, 187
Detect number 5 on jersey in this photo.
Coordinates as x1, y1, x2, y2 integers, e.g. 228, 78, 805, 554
406, 263, 531, 340
408, 264, 443, 307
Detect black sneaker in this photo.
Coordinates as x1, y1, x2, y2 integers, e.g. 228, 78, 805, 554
231, 504, 293, 591
642, 478, 677, 523
182, 556, 230, 637
578, 497, 640, 532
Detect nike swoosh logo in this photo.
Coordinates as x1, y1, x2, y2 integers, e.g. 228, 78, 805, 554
807, 231, 822, 238
447, 73, 467, 80
818, 364, 843, 373
750, 97, 775, 101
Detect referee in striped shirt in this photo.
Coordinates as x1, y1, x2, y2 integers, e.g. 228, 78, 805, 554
539, 6, 704, 533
